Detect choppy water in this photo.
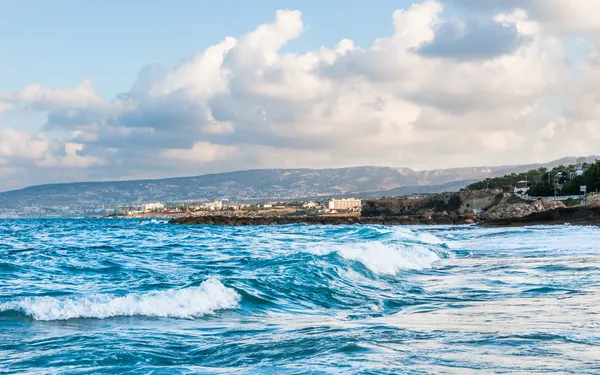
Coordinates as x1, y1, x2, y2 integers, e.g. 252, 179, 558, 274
1, 219, 599, 374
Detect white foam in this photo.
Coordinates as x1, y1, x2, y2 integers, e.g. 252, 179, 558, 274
137, 219, 167, 225
338, 242, 441, 274
416, 232, 444, 245
392, 228, 445, 245
311, 242, 441, 275
0, 278, 240, 321
393, 227, 415, 238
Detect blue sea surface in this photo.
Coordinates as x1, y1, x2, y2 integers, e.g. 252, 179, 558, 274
1, 219, 599, 374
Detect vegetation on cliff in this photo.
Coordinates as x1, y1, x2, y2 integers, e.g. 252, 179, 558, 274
467, 160, 600, 196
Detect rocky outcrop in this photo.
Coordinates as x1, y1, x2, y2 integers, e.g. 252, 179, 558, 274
168, 214, 481, 226
362, 190, 565, 222
486, 206, 600, 227
362, 189, 504, 217
581, 195, 600, 207
169, 205, 600, 227
482, 197, 565, 220
361, 197, 428, 217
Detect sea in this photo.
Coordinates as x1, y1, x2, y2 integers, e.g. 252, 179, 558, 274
1, 219, 599, 374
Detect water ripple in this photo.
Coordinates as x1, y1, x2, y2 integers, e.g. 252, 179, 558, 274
1, 219, 599, 373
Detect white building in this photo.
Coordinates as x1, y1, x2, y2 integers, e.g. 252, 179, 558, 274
576, 157, 586, 176
204, 200, 223, 211
302, 201, 318, 209
142, 202, 165, 212
328, 198, 362, 211
514, 180, 529, 195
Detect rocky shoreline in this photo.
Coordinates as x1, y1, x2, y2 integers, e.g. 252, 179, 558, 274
168, 206, 600, 227
484, 206, 600, 227
168, 189, 600, 227
168, 214, 480, 226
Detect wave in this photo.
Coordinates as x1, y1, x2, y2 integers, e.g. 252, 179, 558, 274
136, 219, 168, 225
148, 219, 168, 224
0, 278, 240, 321
311, 242, 442, 275
393, 227, 445, 245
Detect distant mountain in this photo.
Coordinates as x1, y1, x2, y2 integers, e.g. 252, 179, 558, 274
0, 156, 597, 217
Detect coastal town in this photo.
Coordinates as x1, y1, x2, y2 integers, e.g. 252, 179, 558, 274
96, 157, 600, 226
107, 197, 365, 218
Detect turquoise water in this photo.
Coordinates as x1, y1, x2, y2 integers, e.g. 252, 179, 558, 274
1, 219, 599, 374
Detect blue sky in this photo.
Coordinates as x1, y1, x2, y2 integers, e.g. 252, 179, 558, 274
1, 0, 424, 98
0, 0, 599, 191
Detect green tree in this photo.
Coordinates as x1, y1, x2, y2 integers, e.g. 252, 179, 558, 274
528, 181, 553, 196
582, 161, 600, 192
561, 175, 585, 195
467, 160, 600, 196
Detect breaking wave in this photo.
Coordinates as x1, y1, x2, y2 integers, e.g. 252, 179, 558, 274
3, 219, 600, 373
393, 227, 446, 245
0, 278, 240, 321
310, 242, 443, 274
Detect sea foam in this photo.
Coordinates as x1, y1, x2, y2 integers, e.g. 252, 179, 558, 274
393, 227, 445, 245
0, 278, 240, 321
311, 242, 441, 275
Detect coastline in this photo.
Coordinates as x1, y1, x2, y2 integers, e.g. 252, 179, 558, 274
168, 214, 478, 226
95, 190, 599, 227
484, 206, 600, 227
167, 206, 600, 227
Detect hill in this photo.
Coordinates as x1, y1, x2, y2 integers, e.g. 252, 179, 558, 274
0, 156, 597, 217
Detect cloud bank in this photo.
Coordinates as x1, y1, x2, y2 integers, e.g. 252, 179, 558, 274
1, 0, 600, 190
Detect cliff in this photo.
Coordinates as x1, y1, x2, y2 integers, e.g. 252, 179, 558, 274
362, 190, 507, 218
361, 190, 565, 222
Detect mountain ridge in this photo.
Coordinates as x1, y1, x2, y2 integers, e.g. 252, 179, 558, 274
1, 156, 598, 217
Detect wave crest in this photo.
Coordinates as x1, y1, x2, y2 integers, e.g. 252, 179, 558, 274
393, 227, 445, 245
312, 242, 442, 275
0, 278, 240, 321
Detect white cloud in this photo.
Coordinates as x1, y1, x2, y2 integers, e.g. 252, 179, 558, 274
0, 128, 51, 160
0, 128, 105, 170
160, 142, 235, 163
0, 80, 113, 112
37, 143, 106, 168
152, 37, 238, 99
493, 9, 541, 36
0, 0, 598, 190
390, 0, 443, 49
453, 0, 600, 34
530, 0, 600, 33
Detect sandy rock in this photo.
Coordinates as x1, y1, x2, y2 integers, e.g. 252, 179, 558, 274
582, 195, 600, 207
482, 198, 565, 220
